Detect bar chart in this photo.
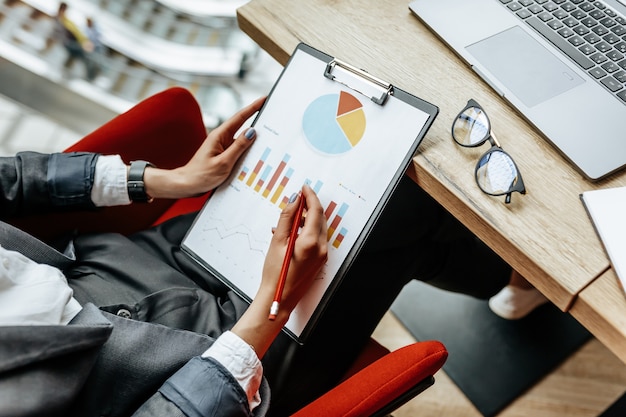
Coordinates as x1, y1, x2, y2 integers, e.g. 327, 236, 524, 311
237, 146, 350, 248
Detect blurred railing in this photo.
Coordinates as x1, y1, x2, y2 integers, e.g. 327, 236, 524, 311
0, 0, 266, 128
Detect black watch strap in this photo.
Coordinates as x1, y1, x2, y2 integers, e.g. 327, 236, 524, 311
127, 160, 155, 203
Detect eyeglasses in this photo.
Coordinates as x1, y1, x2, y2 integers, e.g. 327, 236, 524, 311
451, 99, 526, 204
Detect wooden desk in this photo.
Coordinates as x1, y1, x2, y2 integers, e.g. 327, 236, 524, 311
570, 269, 626, 363
237, 0, 626, 360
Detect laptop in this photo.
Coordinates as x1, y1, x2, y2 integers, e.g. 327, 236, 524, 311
409, 0, 626, 181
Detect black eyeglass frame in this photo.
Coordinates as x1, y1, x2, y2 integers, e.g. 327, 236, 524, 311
451, 99, 526, 204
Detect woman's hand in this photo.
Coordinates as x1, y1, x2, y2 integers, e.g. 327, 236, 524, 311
260, 185, 328, 313
231, 185, 328, 358
143, 96, 266, 199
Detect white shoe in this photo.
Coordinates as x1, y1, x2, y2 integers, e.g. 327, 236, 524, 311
488, 285, 548, 320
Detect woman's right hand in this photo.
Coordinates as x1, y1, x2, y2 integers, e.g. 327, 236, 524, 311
231, 185, 328, 358
259, 184, 328, 315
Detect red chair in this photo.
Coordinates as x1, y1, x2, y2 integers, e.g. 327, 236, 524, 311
15, 87, 448, 416
293, 338, 447, 416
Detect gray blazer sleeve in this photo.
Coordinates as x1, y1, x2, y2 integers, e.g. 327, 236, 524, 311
0, 151, 98, 217
132, 357, 258, 417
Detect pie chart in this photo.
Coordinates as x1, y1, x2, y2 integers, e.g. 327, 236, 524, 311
302, 91, 366, 154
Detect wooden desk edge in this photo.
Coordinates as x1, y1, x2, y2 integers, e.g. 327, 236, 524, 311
405, 161, 577, 311
569, 269, 626, 364
237, 5, 293, 66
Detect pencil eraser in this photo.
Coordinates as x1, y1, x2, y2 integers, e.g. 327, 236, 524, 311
269, 301, 279, 321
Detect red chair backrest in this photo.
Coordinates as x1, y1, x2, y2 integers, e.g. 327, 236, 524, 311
10, 88, 208, 240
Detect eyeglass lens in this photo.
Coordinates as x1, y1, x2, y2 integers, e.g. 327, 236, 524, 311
475, 149, 521, 197
452, 107, 490, 146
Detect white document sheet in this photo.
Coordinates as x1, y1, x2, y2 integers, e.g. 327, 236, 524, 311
581, 186, 626, 295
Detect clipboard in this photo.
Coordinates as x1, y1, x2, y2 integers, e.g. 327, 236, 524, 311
181, 43, 438, 343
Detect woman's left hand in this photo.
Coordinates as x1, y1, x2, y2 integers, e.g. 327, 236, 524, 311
144, 96, 266, 199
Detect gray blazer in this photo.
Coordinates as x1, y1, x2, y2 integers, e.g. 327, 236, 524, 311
0, 304, 270, 417
0, 152, 270, 417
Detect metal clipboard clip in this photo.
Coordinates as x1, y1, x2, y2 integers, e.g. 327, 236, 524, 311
324, 59, 393, 105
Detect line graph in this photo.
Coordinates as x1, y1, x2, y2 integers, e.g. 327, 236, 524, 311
200, 216, 269, 256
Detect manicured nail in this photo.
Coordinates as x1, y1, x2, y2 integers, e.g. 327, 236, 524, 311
288, 193, 298, 204
245, 127, 256, 140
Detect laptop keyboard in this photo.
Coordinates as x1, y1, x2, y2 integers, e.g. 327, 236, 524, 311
499, 0, 626, 104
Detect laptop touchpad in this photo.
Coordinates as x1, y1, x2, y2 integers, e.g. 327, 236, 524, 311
466, 26, 584, 107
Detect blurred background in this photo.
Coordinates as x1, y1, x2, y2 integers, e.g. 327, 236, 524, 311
0, 0, 282, 155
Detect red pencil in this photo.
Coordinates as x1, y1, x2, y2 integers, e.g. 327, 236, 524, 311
269, 193, 306, 320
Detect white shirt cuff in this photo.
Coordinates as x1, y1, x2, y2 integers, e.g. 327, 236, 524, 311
202, 331, 263, 411
91, 155, 131, 206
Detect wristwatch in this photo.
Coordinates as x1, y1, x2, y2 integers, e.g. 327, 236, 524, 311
127, 160, 155, 203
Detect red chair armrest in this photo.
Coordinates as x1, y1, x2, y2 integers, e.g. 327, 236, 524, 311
292, 340, 448, 417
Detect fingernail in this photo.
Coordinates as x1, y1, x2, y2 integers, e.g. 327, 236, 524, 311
288, 193, 298, 204
244, 127, 256, 140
